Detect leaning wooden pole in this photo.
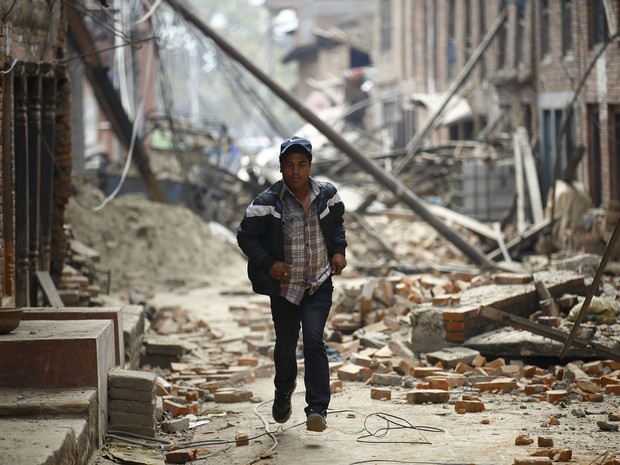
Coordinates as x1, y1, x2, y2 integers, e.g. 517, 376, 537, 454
558, 215, 620, 359
165, 0, 496, 270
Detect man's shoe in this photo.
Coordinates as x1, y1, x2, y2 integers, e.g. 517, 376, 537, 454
305, 408, 327, 432
272, 383, 296, 423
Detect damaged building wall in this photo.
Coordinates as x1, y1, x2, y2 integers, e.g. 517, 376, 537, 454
372, 0, 620, 222
0, 0, 72, 306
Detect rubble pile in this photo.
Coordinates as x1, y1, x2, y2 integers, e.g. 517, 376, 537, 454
120, 295, 620, 464
65, 193, 246, 293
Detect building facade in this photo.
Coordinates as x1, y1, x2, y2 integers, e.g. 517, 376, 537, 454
0, 0, 75, 306
372, 0, 620, 213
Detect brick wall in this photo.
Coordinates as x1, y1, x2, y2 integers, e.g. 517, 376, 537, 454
374, 0, 620, 211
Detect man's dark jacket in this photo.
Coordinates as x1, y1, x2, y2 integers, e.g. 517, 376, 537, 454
237, 179, 347, 296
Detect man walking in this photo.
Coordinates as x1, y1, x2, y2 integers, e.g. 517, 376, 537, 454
237, 136, 347, 432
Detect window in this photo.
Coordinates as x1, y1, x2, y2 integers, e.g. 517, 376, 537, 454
540, 0, 550, 57
464, 0, 472, 62
380, 0, 392, 52
613, 109, 620, 201
448, 0, 456, 80
479, 0, 486, 79
589, 0, 608, 48
516, 0, 526, 65
540, 108, 575, 198
497, 0, 507, 69
587, 105, 602, 206
561, 0, 573, 55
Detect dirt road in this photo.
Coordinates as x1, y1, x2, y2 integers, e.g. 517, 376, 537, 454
141, 277, 620, 465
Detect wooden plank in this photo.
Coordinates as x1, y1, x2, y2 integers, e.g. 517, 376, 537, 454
517, 128, 544, 225
480, 306, 620, 361
35, 271, 64, 307
486, 216, 554, 261
513, 132, 526, 234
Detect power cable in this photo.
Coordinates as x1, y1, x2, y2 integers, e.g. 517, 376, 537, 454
89, 40, 155, 212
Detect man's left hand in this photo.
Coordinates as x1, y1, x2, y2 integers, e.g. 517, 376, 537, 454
331, 253, 347, 275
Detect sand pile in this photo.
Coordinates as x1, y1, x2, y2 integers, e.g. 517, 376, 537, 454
65, 192, 248, 292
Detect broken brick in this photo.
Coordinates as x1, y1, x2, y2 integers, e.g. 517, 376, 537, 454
455, 399, 485, 413
406, 389, 450, 404
371, 388, 392, 400
537, 436, 554, 447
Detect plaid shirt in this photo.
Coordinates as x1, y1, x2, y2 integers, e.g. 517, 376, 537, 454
279, 178, 331, 304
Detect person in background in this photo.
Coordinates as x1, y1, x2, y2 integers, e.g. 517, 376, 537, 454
236, 136, 347, 432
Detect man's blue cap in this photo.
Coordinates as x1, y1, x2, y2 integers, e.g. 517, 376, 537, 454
279, 136, 312, 162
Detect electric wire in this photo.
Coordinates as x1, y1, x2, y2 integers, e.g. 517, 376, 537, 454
0, 59, 18, 75
67, 0, 132, 43
88, 39, 155, 212
133, 0, 163, 26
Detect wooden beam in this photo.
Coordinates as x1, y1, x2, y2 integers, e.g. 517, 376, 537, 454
480, 306, 620, 361
35, 271, 64, 307
559, 215, 620, 358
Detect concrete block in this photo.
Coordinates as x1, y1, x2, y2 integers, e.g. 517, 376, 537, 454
426, 347, 481, 369
108, 367, 155, 391
21, 307, 124, 367
109, 387, 155, 402
109, 399, 156, 415
0, 320, 115, 446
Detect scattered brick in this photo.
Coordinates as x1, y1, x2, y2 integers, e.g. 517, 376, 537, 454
558, 449, 572, 461
537, 437, 554, 447
406, 389, 450, 404
513, 457, 552, 464
166, 448, 197, 464
330, 379, 343, 393
476, 377, 517, 393
605, 384, 620, 395
546, 390, 568, 403
371, 387, 392, 400
235, 432, 249, 446
455, 399, 485, 413
515, 434, 535, 446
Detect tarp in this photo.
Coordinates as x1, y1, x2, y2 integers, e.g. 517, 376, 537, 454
410, 92, 473, 125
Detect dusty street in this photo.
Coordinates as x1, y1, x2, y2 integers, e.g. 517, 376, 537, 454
119, 274, 620, 465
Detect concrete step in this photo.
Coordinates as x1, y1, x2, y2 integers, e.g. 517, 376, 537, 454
0, 388, 99, 465
0, 418, 91, 465
0, 319, 117, 444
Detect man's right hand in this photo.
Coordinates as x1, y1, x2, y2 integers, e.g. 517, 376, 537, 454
269, 262, 292, 281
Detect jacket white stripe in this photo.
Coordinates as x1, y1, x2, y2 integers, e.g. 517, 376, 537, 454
319, 193, 342, 219
245, 204, 281, 219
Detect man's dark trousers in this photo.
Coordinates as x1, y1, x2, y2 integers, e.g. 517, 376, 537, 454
270, 278, 332, 413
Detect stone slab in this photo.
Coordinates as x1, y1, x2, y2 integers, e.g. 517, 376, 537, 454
21, 306, 124, 367
0, 320, 116, 445
0, 418, 93, 465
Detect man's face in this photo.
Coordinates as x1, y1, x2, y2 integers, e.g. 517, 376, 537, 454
280, 152, 311, 191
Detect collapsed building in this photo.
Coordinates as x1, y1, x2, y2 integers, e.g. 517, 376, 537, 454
0, 1, 619, 464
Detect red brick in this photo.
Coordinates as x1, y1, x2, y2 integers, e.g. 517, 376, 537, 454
371, 388, 392, 400
605, 384, 620, 395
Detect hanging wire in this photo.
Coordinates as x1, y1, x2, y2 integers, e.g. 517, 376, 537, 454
88, 39, 155, 212
133, 0, 163, 26
1, 59, 18, 75
67, 0, 132, 42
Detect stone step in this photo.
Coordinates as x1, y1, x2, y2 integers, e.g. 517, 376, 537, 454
0, 319, 117, 446
0, 418, 92, 465
0, 388, 99, 465
0, 388, 97, 420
